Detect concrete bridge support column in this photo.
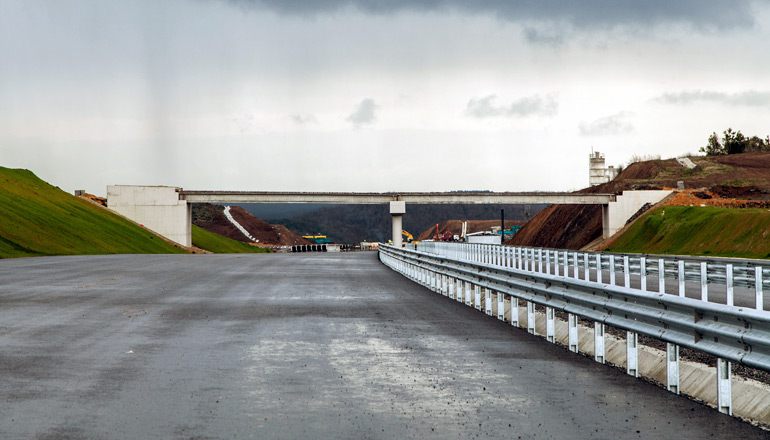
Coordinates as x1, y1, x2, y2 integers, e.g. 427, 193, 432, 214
390, 201, 405, 248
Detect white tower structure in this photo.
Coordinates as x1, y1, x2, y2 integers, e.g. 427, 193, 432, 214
589, 151, 608, 186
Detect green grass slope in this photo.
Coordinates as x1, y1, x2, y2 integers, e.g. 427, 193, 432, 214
192, 225, 269, 253
605, 206, 770, 259
0, 167, 187, 258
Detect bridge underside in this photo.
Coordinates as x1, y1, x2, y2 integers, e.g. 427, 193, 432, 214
107, 186, 669, 247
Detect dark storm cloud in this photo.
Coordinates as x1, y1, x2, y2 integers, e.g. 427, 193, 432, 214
466, 94, 558, 118
579, 112, 634, 136
656, 90, 770, 107
221, 0, 755, 29
346, 98, 378, 128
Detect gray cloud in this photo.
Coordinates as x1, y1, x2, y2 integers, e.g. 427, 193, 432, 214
656, 90, 770, 107
523, 27, 566, 47
222, 0, 755, 30
466, 94, 558, 118
346, 98, 378, 127
579, 112, 634, 136
290, 114, 318, 125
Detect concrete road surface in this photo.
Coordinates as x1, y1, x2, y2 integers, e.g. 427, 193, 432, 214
0, 253, 766, 439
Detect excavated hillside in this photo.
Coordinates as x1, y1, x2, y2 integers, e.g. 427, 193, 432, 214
417, 220, 526, 241
192, 204, 311, 246
507, 152, 770, 250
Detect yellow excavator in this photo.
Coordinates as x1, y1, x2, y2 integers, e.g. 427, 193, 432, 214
402, 230, 415, 243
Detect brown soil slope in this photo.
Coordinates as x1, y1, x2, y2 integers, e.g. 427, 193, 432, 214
193, 204, 311, 246
417, 220, 526, 241
507, 152, 770, 250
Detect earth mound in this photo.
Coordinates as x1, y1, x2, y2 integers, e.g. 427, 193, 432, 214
192, 204, 311, 246
416, 220, 526, 241
507, 152, 770, 250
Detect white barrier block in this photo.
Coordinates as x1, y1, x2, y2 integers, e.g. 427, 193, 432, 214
667, 343, 680, 394
717, 358, 732, 415
626, 331, 638, 377
568, 314, 578, 353
511, 297, 519, 327
594, 322, 605, 364
527, 301, 536, 335
546, 307, 555, 343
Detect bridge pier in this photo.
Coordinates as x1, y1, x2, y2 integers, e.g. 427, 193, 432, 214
390, 201, 405, 248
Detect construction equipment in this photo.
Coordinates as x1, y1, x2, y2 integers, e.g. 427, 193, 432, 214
302, 235, 331, 244
402, 230, 414, 243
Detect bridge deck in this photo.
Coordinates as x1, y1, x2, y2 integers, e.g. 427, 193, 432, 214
0, 253, 763, 438
179, 190, 615, 204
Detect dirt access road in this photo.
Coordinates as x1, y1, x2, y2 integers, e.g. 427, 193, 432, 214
0, 253, 765, 439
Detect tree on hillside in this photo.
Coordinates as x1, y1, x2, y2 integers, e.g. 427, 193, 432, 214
700, 128, 770, 156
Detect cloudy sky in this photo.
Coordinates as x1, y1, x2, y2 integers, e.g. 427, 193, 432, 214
2, 0, 769, 196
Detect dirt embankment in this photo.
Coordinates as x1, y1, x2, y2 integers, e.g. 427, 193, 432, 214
193, 204, 311, 246
507, 152, 770, 250
416, 220, 526, 241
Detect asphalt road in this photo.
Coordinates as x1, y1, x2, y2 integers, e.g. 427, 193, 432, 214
1, 252, 766, 439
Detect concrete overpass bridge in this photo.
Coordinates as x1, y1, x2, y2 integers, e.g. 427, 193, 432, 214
107, 186, 672, 247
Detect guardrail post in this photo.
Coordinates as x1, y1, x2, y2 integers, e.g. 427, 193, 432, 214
609, 255, 616, 285
640, 256, 646, 291
623, 255, 630, 287
659, 259, 666, 293
456, 280, 463, 302
594, 322, 605, 364
667, 343, 680, 395
474, 285, 482, 310
538, 249, 543, 273
554, 251, 560, 277
546, 307, 555, 343
448, 277, 454, 299
465, 281, 472, 306
527, 301, 536, 335
573, 252, 579, 279
568, 314, 578, 353
510, 297, 519, 327
497, 292, 505, 321
756, 267, 764, 310
678, 260, 685, 297
584, 253, 590, 281
596, 254, 602, 283
700, 261, 708, 301
485, 289, 492, 315
546, 250, 551, 275
717, 358, 732, 415
626, 331, 638, 377
726, 264, 734, 306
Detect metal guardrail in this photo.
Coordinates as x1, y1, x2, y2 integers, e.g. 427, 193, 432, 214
415, 242, 768, 309
379, 243, 770, 417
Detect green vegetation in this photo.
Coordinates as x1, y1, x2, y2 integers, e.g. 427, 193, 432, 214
605, 206, 770, 259
701, 128, 770, 156
192, 225, 269, 253
0, 167, 187, 258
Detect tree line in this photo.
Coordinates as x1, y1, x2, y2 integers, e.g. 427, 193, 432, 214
700, 128, 770, 156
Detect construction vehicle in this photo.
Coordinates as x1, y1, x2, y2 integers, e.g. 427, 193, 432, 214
432, 224, 455, 242
302, 235, 331, 244
402, 230, 414, 243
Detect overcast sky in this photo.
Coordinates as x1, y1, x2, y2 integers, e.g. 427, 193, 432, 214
2, 0, 769, 196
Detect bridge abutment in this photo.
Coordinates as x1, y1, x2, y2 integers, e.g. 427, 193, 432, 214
107, 185, 192, 247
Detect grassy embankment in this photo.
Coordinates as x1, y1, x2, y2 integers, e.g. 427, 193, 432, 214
191, 225, 269, 253
605, 206, 770, 259
0, 167, 267, 258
